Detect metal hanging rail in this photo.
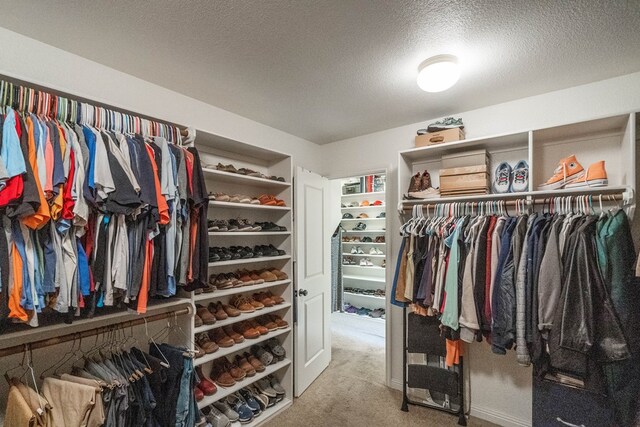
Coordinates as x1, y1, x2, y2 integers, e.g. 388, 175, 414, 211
0, 307, 191, 358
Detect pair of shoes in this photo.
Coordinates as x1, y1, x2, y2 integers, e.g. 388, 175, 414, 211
344, 303, 358, 314
493, 160, 529, 193
356, 213, 368, 219
538, 155, 608, 190
376, 212, 385, 218
252, 338, 286, 364
342, 236, 361, 242
210, 356, 246, 387
255, 221, 287, 231
373, 236, 385, 243
343, 256, 357, 265
342, 212, 354, 219
369, 247, 383, 255
350, 246, 365, 254
352, 222, 367, 231
209, 218, 262, 232
258, 194, 286, 206
359, 258, 374, 266
406, 170, 440, 199
424, 117, 464, 133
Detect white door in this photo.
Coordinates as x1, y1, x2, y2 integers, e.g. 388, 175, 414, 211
294, 166, 331, 396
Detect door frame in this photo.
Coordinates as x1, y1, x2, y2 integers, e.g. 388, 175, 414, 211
327, 166, 392, 388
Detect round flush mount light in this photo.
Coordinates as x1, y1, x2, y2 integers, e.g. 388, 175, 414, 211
417, 54, 460, 92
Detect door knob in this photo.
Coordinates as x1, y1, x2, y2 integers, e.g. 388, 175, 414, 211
298, 289, 308, 297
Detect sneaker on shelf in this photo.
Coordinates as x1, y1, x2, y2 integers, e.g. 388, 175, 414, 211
407, 172, 422, 194
426, 117, 464, 132
350, 246, 358, 254
492, 161, 512, 194
365, 258, 374, 266
359, 258, 367, 266
538, 154, 584, 190
369, 247, 378, 255
344, 303, 358, 314
352, 222, 367, 231
362, 236, 373, 242
225, 394, 254, 424
564, 160, 608, 189
357, 213, 369, 219
407, 170, 440, 199
376, 212, 385, 218
356, 246, 365, 254
342, 213, 354, 219
511, 160, 529, 193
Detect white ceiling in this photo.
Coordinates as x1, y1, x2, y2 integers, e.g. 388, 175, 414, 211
1, 1, 639, 144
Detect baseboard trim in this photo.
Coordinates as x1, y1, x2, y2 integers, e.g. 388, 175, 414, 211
470, 404, 531, 427
389, 378, 403, 391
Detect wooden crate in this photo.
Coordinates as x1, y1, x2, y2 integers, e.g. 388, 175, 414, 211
439, 164, 489, 196
415, 128, 465, 147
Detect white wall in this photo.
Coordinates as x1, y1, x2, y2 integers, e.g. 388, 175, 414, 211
0, 27, 324, 173
319, 71, 640, 427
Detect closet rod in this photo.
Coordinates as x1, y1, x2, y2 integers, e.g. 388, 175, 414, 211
0, 74, 189, 137
0, 307, 190, 358
401, 193, 625, 211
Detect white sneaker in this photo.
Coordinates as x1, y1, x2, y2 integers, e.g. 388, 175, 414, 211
376, 248, 384, 255
408, 187, 440, 199
350, 247, 357, 254
369, 247, 377, 255
366, 258, 374, 266
356, 246, 364, 254
359, 259, 367, 266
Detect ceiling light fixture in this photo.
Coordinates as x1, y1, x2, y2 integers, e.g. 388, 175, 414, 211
417, 54, 460, 92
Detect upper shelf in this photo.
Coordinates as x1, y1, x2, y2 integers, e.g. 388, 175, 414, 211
202, 167, 291, 188
399, 131, 529, 161
341, 205, 385, 211
341, 191, 385, 199
209, 201, 291, 211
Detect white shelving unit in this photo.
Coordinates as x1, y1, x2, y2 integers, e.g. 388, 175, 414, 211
339, 174, 388, 322
193, 131, 294, 417
397, 114, 635, 211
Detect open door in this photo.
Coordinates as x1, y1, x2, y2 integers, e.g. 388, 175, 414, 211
294, 166, 331, 396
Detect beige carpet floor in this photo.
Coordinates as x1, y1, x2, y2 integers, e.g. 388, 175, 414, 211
263, 316, 497, 427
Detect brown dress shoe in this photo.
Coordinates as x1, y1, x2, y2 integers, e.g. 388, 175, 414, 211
196, 305, 216, 325
248, 271, 265, 284
265, 290, 285, 305
194, 345, 206, 358
211, 273, 233, 289
229, 295, 256, 313
257, 316, 278, 331
243, 351, 266, 373
252, 292, 275, 307
246, 296, 264, 310
196, 333, 219, 354
210, 360, 235, 387
233, 321, 260, 339
235, 354, 256, 377
194, 314, 204, 328
220, 302, 241, 317
210, 328, 235, 348
223, 325, 245, 344
269, 314, 289, 329
236, 270, 255, 286
209, 301, 228, 321
258, 269, 277, 282
249, 319, 269, 336
270, 269, 288, 280
221, 357, 246, 381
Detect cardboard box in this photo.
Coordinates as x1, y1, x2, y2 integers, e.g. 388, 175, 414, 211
439, 164, 489, 195
442, 149, 489, 169
415, 128, 465, 147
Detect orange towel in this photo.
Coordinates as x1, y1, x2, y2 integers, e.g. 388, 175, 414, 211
445, 339, 464, 367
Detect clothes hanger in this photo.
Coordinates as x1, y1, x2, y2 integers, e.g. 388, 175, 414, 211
4, 344, 29, 384
39, 333, 80, 379
145, 317, 170, 368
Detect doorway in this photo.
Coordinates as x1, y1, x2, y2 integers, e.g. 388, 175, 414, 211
329, 171, 388, 384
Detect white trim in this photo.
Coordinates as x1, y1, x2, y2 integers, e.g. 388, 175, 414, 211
470, 404, 531, 427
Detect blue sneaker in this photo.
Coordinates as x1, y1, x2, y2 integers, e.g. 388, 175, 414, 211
238, 389, 262, 416
511, 160, 529, 193
226, 394, 254, 424
493, 162, 512, 194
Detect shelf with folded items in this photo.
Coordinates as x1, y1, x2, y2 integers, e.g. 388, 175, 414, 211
194, 280, 291, 302
196, 358, 292, 409
208, 255, 291, 267
193, 303, 292, 335
202, 167, 291, 188
208, 231, 291, 236
194, 327, 292, 367
209, 200, 292, 211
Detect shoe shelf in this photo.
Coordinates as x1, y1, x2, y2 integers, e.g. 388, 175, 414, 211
341, 205, 384, 211
342, 265, 385, 270
339, 218, 384, 222
209, 200, 291, 211
197, 359, 292, 409
194, 327, 292, 367
341, 311, 385, 323
208, 255, 291, 267
209, 231, 291, 236
341, 241, 385, 246
342, 229, 386, 233
344, 291, 386, 300
247, 397, 293, 427
194, 303, 292, 335
194, 280, 292, 303
202, 167, 291, 189
341, 191, 385, 198
342, 275, 386, 283
342, 253, 385, 258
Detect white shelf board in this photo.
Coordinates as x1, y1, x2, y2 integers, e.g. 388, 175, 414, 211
249, 398, 293, 426
399, 131, 529, 161
340, 218, 385, 222
341, 205, 385, 211
194, 303, 292, 335
342, 275, 386, 283
341, 241, 385, 246
194, 280, 291, 302
342, 230, 386, 233
197, 359, 292, 409
209, 201, 291, 211
399, 185, 630, 207
209, 231, 291, 236
342, 253, 385, 258
344, 291, 386, 300
341, 191, 385, 198
209, 255, 291, 267
202, 167, 291, 188
342, 265, 385, 270
340, 311, 385, 323
194, 327, 291, 367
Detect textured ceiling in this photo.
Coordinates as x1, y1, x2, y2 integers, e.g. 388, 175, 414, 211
0, 1, 639, 144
